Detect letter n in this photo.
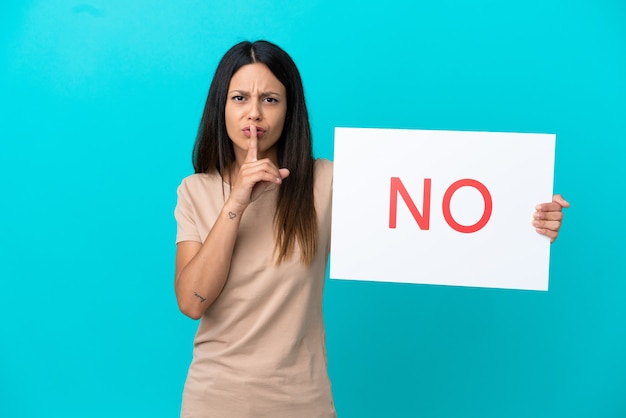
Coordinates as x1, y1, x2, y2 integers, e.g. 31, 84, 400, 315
389, 177, 431, 229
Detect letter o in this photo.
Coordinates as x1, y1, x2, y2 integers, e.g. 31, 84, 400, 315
442, 179, 493, 233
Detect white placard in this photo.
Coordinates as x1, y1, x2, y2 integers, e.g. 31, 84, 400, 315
330, 127, 555, 291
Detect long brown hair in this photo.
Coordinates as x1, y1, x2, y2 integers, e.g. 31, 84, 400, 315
192, 40, 317, 265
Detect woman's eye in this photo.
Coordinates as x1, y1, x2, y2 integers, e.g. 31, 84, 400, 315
232, 95, 245, 101
264, 97, 278, 103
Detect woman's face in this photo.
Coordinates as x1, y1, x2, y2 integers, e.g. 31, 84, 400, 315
225, 63, 287, 163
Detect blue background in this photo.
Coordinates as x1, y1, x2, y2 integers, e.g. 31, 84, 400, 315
1, 1, 625, 417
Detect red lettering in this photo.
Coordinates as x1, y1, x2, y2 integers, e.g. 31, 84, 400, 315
389, 177, 431, 229
442, 179, 492, 233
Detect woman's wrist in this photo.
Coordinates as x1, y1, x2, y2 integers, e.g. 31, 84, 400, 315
222, 199, 247, 220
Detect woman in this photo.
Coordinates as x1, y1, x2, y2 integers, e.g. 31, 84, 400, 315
174, 40, 568, 417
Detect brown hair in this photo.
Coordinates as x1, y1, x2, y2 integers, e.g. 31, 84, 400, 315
192, 40, 317, 264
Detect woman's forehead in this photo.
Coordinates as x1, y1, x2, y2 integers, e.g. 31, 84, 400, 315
229, 63, 285, 92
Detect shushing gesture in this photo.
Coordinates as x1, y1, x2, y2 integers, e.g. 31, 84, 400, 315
229, 125, 290, 209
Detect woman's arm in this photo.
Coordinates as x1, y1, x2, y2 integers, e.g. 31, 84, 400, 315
174, 127, 289, 319
533, 194, 570, 242
175, 200, 245, 320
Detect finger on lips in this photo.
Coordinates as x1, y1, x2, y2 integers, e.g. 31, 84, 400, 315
244, 125, 285, 184
246, 125, 258, 162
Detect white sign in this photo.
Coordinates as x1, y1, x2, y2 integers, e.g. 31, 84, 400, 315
330, 127, 555, 291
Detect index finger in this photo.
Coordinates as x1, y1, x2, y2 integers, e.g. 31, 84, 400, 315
246, 125, 258, 163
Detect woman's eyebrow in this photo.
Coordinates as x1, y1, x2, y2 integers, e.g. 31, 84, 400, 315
260, 91, 282, 97
228, 89, 282, 96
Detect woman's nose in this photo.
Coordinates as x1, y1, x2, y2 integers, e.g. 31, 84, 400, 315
247, 101, 262, 121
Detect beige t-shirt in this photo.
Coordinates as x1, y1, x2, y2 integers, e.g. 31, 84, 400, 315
175, 159, 336, 418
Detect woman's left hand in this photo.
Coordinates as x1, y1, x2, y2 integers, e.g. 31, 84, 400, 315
533, 194, 570, 242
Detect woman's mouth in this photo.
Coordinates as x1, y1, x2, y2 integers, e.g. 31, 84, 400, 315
243, 127, 266, 138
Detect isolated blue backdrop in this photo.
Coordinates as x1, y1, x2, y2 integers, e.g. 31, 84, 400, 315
1, 1, 625, 417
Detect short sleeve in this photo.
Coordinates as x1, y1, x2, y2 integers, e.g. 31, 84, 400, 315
174, 178, 202, 243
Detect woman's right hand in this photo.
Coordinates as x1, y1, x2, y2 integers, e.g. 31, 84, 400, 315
228, 125, 290, 210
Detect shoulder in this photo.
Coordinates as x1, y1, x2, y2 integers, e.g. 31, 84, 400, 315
177, 172, 222, 196
313, 158, 333, 200
314, 158, 333, 182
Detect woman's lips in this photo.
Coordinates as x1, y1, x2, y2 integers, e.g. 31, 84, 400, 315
243, 127, 266, 137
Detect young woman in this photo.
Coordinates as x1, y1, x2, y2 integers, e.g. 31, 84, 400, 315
174, 40, 569, 417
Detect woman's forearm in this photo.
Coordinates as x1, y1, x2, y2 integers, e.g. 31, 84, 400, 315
174, 200, 247, 319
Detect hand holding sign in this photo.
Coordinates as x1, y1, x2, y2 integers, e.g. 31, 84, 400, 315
533, 194, 570, 242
